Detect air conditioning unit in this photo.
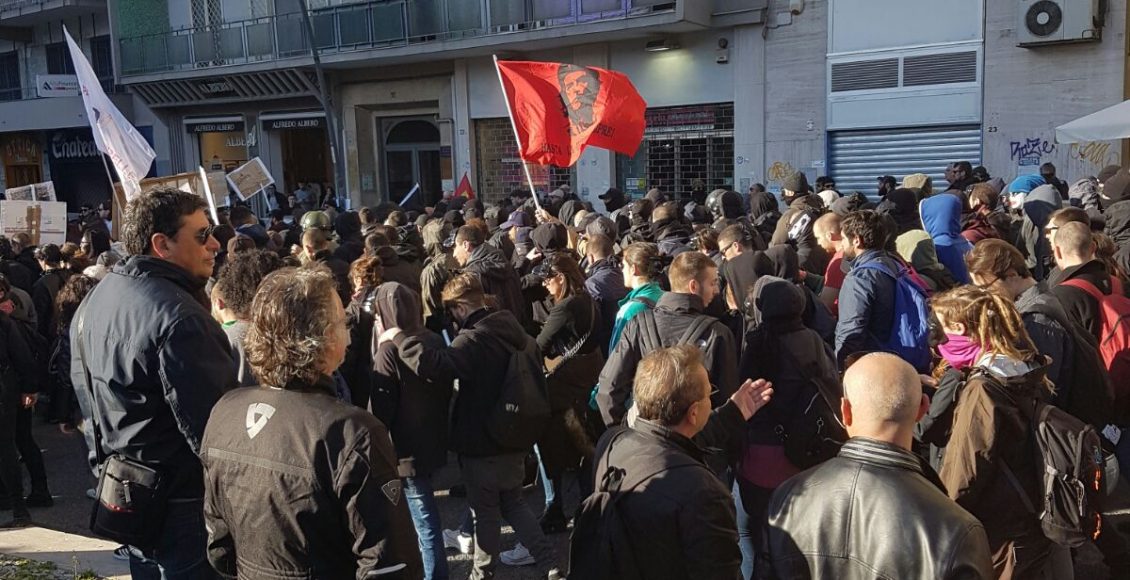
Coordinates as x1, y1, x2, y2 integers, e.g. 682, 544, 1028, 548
1017, 0, 1104, 47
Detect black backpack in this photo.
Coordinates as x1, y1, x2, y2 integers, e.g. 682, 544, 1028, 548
568, 429, 700, 580
485, 334, 552, 452
982, 370, 1115, 547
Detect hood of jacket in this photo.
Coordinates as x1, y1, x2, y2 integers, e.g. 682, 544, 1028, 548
878, 188, 921, 235
751, 275, 805, 327
920, 194, 964, 245
1023, 184, 1062, 230
117, 254, 207, 292
761, 245, 800, 283
976, 353, 1051, 393
1105, 199, 1130, 246
722, 250, 772, 312
467, 307, 529, 351
1070, 178, 1101, 211
376, 282, 423, 333
558, 200, 582, 229
895, 230, 944, 274
466, 243, 512, 282
531, 222, 568, 252
374, 245, 402, 267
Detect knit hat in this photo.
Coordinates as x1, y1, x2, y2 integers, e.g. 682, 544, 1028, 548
1008, 174, 1046, 195
781, 171, 809, 195
1102, 168, 1130, 205
901, 173, 933, 194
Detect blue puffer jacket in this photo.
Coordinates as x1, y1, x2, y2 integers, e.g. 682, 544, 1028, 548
834, 250, 902, 367
71, 256, 238, 497
920, 195, 973, 284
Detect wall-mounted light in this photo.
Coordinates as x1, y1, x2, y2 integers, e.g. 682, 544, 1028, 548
645, 39, 680, 52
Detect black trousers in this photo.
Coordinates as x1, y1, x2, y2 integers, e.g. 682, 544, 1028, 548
0, 396, 28, 518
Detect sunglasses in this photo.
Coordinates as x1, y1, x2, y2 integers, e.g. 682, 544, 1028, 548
191, 225, 217, 245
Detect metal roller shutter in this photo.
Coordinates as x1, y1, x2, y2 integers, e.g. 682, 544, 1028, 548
828, 125, 982, 197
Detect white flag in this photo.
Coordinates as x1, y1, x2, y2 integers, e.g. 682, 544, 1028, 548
65, 26, 155, 202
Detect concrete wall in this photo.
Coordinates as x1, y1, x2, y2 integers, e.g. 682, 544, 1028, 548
762, 0, 827, 190
829, 0, 981, 53
983, 0, 1127, 183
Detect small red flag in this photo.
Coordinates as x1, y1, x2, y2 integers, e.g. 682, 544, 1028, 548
454, 173, 475, 199
496, 60, 647, 167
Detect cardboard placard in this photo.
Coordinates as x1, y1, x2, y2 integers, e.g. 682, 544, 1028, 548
225, 157, 274, 201
0, 200, 67, 245
5, 181, 57, 202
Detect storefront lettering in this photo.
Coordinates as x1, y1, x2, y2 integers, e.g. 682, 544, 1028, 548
226, 135, 247, 148
51, 135, 100, 160
187, 122, 244, 134
266, 118, 323, 130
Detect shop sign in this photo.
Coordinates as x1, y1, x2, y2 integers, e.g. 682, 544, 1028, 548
225, 135, 247, 148
1, 133, 41, 166
185, 120, 245, 134
36, 74, 79, 98
49, 130, 100, 161
265, 117, 323, 130
644, 106, 718, 135
196, 80, 237, 97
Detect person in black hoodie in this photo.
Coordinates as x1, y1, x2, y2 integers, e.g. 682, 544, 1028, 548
31, 244, 72, 340
371, 282, 452, 580
597, 187, 626, 213
333, 211, 365, 264
304, 228, 352, 304
650, 202, 694, 257
0, 237, 34, 294
365, 228, 423, 294
454, 224, 533, 336
736, 275, 843, 578
10, 233, 41, 278
748, 189, 782, 245
389, 273, 560, 579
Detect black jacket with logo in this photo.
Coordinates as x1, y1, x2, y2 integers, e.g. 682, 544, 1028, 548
202, 377, 422, 579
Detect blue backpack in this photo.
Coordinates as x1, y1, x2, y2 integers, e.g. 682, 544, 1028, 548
854, 260, 931, 372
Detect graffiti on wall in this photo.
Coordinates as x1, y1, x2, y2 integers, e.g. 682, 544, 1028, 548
1010, 137, 1056, 167
1068, 141, 1119, 172
767, 160, 796, 183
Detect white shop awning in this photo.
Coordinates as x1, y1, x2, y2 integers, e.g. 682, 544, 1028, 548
1056, 100, 1130, 144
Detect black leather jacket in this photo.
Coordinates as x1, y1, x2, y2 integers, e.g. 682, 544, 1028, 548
758, 437, 993, 580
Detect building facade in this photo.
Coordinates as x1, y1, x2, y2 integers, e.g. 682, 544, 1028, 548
0, 0, 166, 210
96, 0, 1130, 212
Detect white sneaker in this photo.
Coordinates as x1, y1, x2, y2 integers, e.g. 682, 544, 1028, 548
442, 529, 473, 555
500, 543, 536, 567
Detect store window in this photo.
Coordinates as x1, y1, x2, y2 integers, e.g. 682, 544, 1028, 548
616, 103, 734, 199
187, 118, 247, 173
474, 117, 573, 202
0, 51, 20, 102
46, 42, 75, 75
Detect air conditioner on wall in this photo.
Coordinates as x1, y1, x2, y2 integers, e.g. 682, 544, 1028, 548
1017, 0, 1104, 47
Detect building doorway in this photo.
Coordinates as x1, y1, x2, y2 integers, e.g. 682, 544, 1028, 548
382, 117, 441, 207
281, 127, 331, 197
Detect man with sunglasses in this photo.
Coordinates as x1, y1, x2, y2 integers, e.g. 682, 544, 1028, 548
72, 187, 237, 580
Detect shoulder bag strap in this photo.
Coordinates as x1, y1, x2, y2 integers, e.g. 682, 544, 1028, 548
678, 314, 716, 347
636, 310, 662, 354
1061, 278, 1105, 301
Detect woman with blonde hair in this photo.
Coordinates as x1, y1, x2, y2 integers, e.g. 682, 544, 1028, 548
932, 285, 1068, 580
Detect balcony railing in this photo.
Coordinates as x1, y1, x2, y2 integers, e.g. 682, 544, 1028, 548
118, 0, 677, 77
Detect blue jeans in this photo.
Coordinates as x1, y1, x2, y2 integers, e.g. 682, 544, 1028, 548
129, 498, 216, 580
734, 479, 773, 580
534, 444, 557, 509
404, 475, 449, 580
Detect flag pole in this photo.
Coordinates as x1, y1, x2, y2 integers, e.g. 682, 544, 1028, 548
493, 54, 542, 212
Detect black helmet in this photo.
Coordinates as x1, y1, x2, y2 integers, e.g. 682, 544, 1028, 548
705, 188, 742, 220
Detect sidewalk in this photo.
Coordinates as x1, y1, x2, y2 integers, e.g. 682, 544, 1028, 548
0, 526, 129, 579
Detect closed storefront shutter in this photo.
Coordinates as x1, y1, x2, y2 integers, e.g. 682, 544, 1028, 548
829, 125, 982, 197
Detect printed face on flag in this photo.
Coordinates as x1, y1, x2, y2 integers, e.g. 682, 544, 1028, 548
558, 65, 601, 136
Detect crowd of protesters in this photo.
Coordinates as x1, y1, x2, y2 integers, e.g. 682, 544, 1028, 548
2, 157, 1130, 580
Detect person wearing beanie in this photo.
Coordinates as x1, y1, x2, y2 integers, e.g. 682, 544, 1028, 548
1101, 167, 1130, 207
1006, 174, 1046, 210
901, 173, 933, 196
781, 170, 810, 204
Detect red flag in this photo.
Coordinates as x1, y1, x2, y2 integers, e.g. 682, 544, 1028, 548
454, 173, 475, 199
496, 60, 647, 167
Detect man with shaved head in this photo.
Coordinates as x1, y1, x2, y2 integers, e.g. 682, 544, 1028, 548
758, 353, 992, 579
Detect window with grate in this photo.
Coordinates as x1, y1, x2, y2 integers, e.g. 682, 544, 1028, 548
902, 51, 977, 87
46, 42, 75, 75
617, 103, 734, 197
0, 51, 20, 101
830, 58, 898, 92
474, 118, 574, 202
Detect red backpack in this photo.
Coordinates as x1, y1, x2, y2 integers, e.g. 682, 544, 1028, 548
1061, 277, 1130, 417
